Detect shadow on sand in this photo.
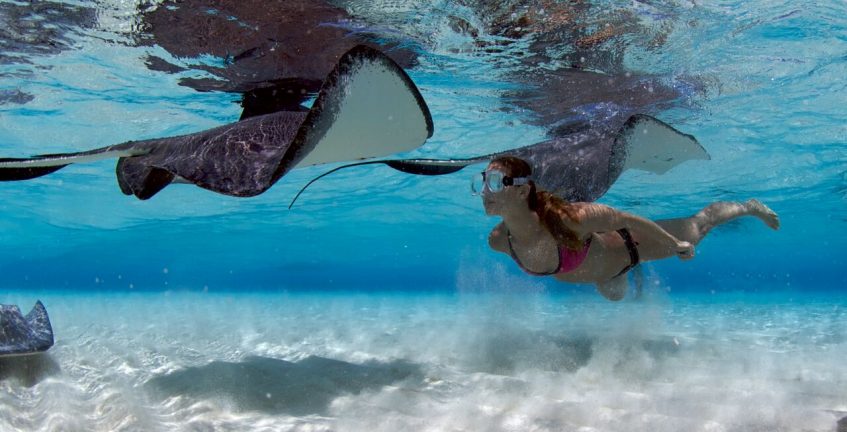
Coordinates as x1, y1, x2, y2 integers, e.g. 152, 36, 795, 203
469, 330, 682, 375
0, 353, 61, 387
145, 355, 422, 415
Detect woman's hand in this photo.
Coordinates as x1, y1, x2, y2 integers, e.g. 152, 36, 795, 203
676, 241, 695, 260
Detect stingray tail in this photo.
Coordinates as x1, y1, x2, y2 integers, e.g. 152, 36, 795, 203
0, 145, 147, 181
615, 114, 710, 175
288, 157, 483, 208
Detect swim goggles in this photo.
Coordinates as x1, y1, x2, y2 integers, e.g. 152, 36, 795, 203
471, 169, 529, 195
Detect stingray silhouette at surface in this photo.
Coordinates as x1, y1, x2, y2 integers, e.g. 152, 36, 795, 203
135, 0, 420, 118
0, 46, 433, 199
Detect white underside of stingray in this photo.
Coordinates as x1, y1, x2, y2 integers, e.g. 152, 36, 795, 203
619, 115, 709, 174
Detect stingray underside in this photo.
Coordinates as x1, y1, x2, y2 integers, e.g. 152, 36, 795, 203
616, 114, 709, 175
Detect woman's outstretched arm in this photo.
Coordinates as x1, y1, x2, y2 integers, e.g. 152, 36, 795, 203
565, 203, 694, 259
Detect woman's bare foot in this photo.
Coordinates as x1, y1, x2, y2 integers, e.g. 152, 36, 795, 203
746, 199, 780, 230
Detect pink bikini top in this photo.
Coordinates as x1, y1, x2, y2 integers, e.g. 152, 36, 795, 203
506, 230, 592, 276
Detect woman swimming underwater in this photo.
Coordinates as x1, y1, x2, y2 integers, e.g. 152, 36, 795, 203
476, 156, 780, 300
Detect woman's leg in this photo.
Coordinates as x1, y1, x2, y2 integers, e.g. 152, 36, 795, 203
656, 199, 779, 245
595, 274, 629, 301
634, 199, 779, 261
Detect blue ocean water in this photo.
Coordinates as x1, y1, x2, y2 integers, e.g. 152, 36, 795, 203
0, 1, 845, 431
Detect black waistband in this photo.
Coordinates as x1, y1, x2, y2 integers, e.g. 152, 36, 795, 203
615, 228, 640, 277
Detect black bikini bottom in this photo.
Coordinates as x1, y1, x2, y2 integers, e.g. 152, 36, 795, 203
615, 228, 640, 277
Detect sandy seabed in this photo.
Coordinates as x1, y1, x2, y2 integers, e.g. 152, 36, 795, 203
2, 277, 846, 432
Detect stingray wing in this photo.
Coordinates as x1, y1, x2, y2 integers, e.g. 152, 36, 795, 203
115, 111, 309, 199
282, 45, 433, 171
616, 114, 709, 175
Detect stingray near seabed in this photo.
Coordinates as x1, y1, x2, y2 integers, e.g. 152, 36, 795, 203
0, 301, 54, 357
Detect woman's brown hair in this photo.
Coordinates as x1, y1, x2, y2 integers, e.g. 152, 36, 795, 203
489, 156, 584, 250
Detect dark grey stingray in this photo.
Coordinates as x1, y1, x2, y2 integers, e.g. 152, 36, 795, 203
289, 115, 709, 208
0, 301, 54, 357
0, 46, 433, 200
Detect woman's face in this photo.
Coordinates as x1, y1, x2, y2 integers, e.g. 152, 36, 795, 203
478, 163, 528, 216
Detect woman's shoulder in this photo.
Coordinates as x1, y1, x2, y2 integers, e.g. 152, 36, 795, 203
560, 202, 616, 221
558, 202, 624, 238
488, 222, 509, 252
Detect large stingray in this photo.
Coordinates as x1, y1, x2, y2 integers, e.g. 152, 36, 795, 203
0, 46, 433, 199
0, 301, 53, 357
288, 114, 709, 208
